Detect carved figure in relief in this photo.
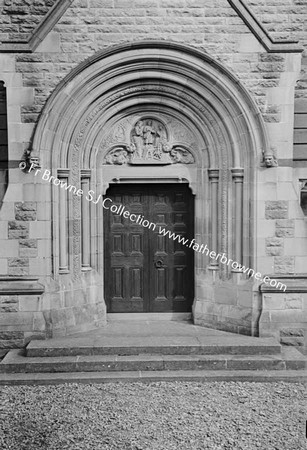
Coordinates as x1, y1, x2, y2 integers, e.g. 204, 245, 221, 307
104, 117, 195, 165
131, 120, 144, 158
144, 120, 156, 145
131, 118, 168, 162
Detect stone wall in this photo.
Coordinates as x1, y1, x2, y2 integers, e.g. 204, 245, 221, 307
0, 0, 306, 345
245, 0, 307, 161
194, 278, 256, 336
260, 277, 307, 348
1, 0, 306, 123
0, 277, 45, 349
264, 201, 295, 274
245, 0, 307, 100
0, 0, 57, 40
2, 0, 295, 125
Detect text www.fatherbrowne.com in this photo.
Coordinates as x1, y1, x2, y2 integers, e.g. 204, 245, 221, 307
100, 197, 287, 293
26, 165, 287, 293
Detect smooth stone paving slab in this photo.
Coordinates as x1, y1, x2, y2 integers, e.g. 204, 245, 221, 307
26, 321, 282, 357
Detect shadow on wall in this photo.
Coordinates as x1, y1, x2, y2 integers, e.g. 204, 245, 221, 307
0, 171, 7, 210
0, 81, 8, 210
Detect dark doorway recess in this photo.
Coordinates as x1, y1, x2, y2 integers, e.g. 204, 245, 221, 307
104, 184, 194, 313
0, 81, 8, 210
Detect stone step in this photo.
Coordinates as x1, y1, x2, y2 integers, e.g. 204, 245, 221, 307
26, 335, 282, 357
2, 369, 307, 386
1, 348, 305, 374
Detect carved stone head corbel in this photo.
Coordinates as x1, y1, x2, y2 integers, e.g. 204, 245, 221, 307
262, 148, 278, 167
19, 149, 40, 171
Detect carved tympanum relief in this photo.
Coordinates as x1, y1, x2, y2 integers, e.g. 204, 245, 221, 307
103, 117, 195, 165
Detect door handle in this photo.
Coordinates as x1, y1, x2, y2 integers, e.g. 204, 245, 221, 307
154, 259, 164, 268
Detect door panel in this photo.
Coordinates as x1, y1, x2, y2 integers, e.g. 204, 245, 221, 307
149, 185, 194, 312
104, 189, 148, 312
104, 184, 194, 313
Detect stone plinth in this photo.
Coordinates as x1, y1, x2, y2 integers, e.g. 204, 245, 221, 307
259, 275, 307, 349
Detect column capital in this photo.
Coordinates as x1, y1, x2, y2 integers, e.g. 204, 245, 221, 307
57, 168, 70, 177
231, 167, 244, 181
208, 168, 219, 180
81, 169, 91, 178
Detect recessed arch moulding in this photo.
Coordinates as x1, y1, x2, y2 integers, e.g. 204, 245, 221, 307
32, 41, 269, 337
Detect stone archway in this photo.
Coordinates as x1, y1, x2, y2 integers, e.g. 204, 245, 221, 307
31, 41, 269, 336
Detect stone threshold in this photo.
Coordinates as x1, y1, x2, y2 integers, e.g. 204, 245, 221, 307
107, 313, 192, 321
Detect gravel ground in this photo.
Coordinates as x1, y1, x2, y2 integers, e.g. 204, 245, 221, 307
0, 381, 306, 450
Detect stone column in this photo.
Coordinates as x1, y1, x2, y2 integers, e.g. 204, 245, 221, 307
57, 169, 69, 272
231, 168, 244, 267
208, 169, 219, 268
81, 170, 91, 270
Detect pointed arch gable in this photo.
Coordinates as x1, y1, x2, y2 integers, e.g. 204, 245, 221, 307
32, 40, 269, 172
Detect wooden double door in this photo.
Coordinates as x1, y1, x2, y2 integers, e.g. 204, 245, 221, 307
104, 184, 194, 313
